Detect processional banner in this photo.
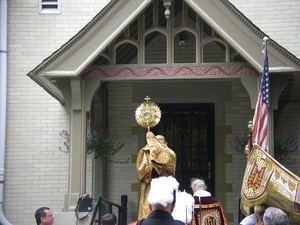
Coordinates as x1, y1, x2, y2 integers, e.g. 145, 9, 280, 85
240, 144, 300, 223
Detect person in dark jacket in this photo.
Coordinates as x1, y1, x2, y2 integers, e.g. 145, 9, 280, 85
135, 176, 182, 225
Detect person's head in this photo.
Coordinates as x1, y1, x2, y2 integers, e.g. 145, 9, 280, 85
156, 135, 167, 145
190, 178, 206, 193
147, 176, 179, 213
263, 207, 289, 225
172, 191, 195, 224
101, 213, 117, 225
35, 207, 54, 225
254, 204, 267, 225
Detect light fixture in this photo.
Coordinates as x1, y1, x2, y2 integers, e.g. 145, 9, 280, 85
163, 0, 172, 19
178, 32, 187, 46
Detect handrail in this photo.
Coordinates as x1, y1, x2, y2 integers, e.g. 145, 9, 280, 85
89, 195, 127, 225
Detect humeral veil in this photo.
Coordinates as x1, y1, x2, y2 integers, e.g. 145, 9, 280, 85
136, 131, 176, 220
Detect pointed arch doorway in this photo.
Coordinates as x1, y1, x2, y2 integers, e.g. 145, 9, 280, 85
153, 103, 215, 195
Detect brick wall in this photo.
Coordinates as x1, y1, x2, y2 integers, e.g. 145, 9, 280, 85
225, 80, 254, 224
106, 82, 140, 222
5, 0, 110, 224
229, 0, 300, 59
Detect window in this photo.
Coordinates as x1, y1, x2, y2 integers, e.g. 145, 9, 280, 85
145, 31, 167, 64
39, 0, 61, 13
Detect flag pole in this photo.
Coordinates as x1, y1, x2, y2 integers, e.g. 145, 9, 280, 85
243, 37, 270, 217
262, 37, 274, 156
263, 37, 270, 153
245, 36, 270, 155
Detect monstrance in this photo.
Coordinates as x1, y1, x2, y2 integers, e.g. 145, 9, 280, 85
135, 96, 161, 131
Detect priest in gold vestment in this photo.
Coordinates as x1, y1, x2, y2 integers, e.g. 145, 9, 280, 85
136, 131, 176, 220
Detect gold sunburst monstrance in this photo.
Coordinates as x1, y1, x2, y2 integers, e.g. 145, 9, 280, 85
135, 96, 161, 131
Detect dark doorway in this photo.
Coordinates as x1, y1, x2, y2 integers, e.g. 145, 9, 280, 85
153, 103, 215, 195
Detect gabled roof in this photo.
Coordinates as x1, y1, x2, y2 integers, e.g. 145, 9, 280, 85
27, 0, 300, 103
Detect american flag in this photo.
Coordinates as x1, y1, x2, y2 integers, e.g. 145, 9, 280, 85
251, 47, 269, 151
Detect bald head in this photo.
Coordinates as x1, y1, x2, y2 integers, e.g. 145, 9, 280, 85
156, 135, 167, 145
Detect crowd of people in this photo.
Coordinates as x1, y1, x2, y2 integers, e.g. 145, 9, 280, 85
133, 134, 289, 225
34, 134, 290, 225
35, 179, 289, 225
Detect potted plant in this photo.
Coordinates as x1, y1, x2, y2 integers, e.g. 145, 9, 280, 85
59, 129, 127, 163
86, 130, 125, 163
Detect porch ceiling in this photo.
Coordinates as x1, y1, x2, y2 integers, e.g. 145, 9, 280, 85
27, 0, 300, 104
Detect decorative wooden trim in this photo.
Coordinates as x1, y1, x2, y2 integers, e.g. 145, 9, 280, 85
83, 65, 258, 79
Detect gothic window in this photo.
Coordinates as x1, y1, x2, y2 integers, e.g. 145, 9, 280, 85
145, 31, 167, 64
203, 41, 226, 63
174, 31, 196, 63
116, 43, 138, 64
